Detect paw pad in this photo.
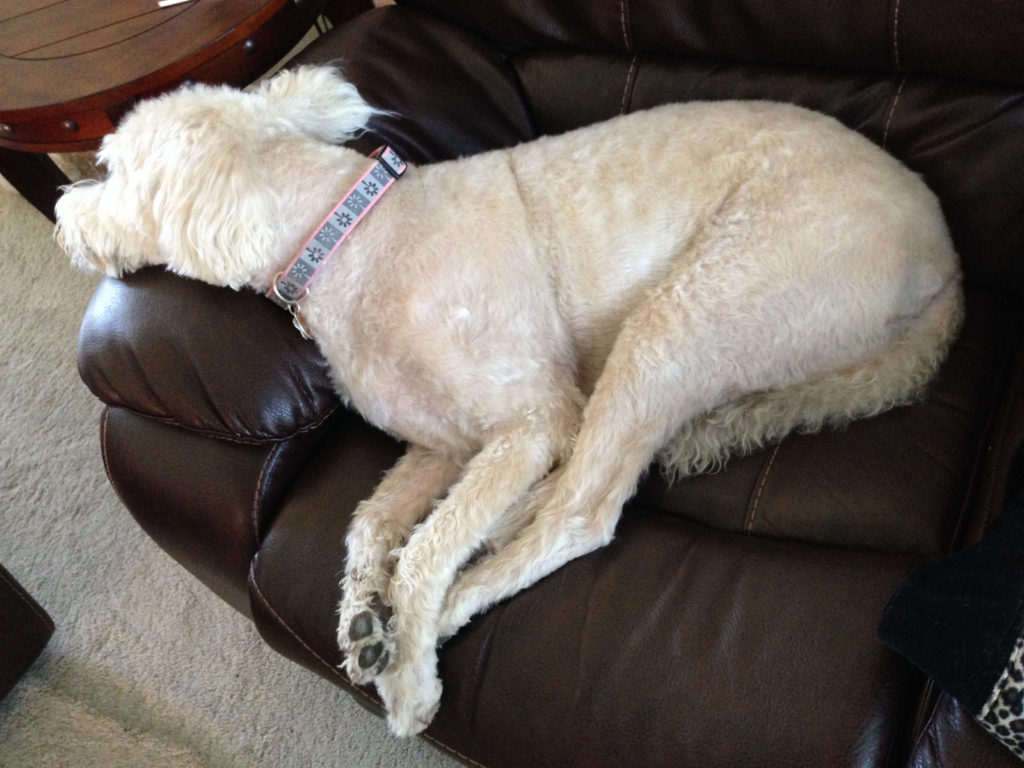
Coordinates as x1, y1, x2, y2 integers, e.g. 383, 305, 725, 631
349, 611, 375, 642
358, 642, 390, 675
342, 592, 394, 682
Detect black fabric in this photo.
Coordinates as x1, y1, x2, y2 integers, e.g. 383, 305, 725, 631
879, 454, 1024, 714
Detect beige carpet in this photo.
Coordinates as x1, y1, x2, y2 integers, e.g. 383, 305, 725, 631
0, 186, 460, 767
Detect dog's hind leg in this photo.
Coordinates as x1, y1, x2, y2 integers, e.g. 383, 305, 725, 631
658, 277, 963, 478
437, 268, 744, 637
339, 445, 463, 686
438, 239, 954, 637
481, 464, 567, 558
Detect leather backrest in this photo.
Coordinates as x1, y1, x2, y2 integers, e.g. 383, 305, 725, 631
400, 0, 1024, 86
392, 0, 1024, 297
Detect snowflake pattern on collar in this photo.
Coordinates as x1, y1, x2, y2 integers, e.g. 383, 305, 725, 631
269, 147, 406, 308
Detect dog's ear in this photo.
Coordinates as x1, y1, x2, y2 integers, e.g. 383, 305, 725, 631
255, 65, 377, 144
147, 139, 278, 291
54, 179, 153, 277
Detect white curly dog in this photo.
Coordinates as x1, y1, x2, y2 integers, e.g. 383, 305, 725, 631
56, 65, 963, 736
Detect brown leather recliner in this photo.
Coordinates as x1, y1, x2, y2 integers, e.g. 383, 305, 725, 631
75, 1, 1024, 766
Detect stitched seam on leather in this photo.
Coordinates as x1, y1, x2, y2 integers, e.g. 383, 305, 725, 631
882, 75, 907, 151
891, 0, 903, 71
250, 443, 284, 549
619, 0, 633, 52
249, 571, 363, 687
247, 571, 489, 768
745, 443, 781, 533
905, 683, 944, 764
105, 403, 341, 446
620, 55, 639, 114
99, 406, 115, 488
618, 0, 626, 51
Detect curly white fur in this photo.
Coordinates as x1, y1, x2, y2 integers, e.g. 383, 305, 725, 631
56, 66, 963, 736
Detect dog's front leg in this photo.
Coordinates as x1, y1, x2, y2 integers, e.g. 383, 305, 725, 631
376, 423, 568, 736
437, 307, 712, 637
339, 445, 463, 686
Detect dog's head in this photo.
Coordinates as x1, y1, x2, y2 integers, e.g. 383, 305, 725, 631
55, 66, 377, 289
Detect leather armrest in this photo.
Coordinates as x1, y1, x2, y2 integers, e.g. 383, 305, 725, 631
77, 268, 339, 442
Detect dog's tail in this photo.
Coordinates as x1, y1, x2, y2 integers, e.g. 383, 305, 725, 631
658, 277, 965, 480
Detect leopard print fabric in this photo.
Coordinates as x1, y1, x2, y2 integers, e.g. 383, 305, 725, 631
978, 636, 1024, 759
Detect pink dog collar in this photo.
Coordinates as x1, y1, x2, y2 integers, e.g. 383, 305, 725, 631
268, 146, 406, 336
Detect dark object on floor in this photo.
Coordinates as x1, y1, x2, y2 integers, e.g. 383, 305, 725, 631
0, 563, 54, 701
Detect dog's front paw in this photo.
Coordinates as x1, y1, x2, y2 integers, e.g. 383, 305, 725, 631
339, 592, 395, 685
378, 665, 443, 737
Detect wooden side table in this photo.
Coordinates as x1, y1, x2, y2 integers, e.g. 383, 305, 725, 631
0, 0, 365, 220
